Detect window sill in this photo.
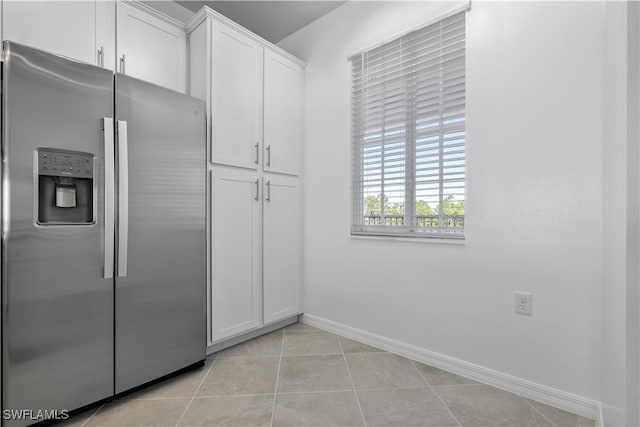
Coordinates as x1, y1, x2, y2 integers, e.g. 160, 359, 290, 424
349, 233, 465, 245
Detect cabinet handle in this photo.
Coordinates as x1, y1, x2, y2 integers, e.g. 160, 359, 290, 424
254, 179, 259, 201
120, 54, 126, 74
266, 145, 271, 167
254, 142, 259, 165
97, 46, 104, 68
266, 180, 271, 202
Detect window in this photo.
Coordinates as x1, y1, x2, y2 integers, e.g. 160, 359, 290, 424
350, 11, 466, 239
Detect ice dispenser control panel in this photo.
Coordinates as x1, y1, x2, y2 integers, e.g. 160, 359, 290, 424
37, 148, 94, 225
38, 150, 93, 179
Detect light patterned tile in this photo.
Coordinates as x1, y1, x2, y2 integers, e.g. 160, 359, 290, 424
435, 384, 554, 427
273, 391, 364, 426
357, 388, 458, 426
219, 332, 283, 358
282, 331, 341, 356
121, 359, 212, 400
527, 400, 596, 427
85, 398, 189, 427
338, 336, 383, 353
278, 355, 352, 392
197, 357, 279, 396
345, 352, 426, 389
414, 362, 477, 386
179, 394, 273, 426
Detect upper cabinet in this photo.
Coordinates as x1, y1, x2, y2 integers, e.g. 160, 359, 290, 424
2, 0, 187, 92
2, 0, 115, 70
210, 21, 263, 169
116, 1, 187, 93
263, 49, 304, 176
188, 9, 304, 176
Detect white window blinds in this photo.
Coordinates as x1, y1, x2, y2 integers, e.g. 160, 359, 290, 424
351, 11, 466, 238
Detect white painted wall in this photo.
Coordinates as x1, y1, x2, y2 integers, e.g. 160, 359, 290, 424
601, 1, 640, 425
279, 1, 604, 401
601, 1, 628, 423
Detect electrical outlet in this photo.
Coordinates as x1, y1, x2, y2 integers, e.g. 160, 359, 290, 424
515, 292, 532, 315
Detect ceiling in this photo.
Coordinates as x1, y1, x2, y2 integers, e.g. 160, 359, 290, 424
176, 1, 346, 43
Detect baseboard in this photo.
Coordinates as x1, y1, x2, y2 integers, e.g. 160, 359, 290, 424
597, 402, 604, 427
302, 313, 602, 422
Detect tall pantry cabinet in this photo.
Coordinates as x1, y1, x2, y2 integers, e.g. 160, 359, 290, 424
187, 8, 304, 347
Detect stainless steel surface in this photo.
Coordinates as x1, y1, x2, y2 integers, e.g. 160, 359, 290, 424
266, 144, 271, 167
98, 46, 104, 68
2, 42, 114, 424
120, 54, 125, 74
114, 74, 206, 393
266, 180, 271, 202
254, 142, 259, 165
104, 117, 115, 279
255, 179, 260, 201
116, 120, 129, 278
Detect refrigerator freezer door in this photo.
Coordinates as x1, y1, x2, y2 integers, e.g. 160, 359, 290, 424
1, 42, 114, 423
114, 74, 206, 393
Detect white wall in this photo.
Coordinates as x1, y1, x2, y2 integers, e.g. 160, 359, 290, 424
601, 1, 640, 425
279, 0, 604, 402
600, 1, 628, 423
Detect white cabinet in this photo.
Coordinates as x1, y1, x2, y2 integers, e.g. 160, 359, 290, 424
263, 175, 301, 324
263, 48, 303, 176
2, 0, 115, 70
210, 168, 301, 342
117, 1, 187, 92
188, 8, 304, 347
211, 21, 263, 169
189, 11, 303, 175
210, 167, 261, 341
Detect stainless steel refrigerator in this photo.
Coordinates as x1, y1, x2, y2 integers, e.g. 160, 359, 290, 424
1, 42, 206, 425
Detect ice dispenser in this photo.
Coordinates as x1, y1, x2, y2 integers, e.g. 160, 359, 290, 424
37, 148, 94, 224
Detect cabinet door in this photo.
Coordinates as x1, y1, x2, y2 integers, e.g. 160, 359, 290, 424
3, 1, 105, 66
117, 2, 186, 92
211, 21, 263, 170
210, 168, 262, 341
263, 175, 301, 324
263, 49, 303, 176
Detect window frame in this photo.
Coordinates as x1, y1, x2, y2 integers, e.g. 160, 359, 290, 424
350, 10, 467, 240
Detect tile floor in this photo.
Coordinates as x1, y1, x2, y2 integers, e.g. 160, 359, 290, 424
60, 323, 596, 427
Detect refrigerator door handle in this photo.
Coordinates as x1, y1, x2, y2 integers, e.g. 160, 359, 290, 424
103, 117, 115, 279
117, 120, 129, 278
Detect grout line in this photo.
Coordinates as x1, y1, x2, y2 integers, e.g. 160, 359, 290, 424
78, 403, 104, 427
276, 352, 344, 357
117, 396, 193, 401
270, 327, 286, 427
524, 399, 560, 427
337, 335, 368, 427
429, 382, 485, 388
411, 360, 462, 427
174, 353, 219, 427
193, 392, 275, 399
193, 387, 437, 398
216, 355, 282, 359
